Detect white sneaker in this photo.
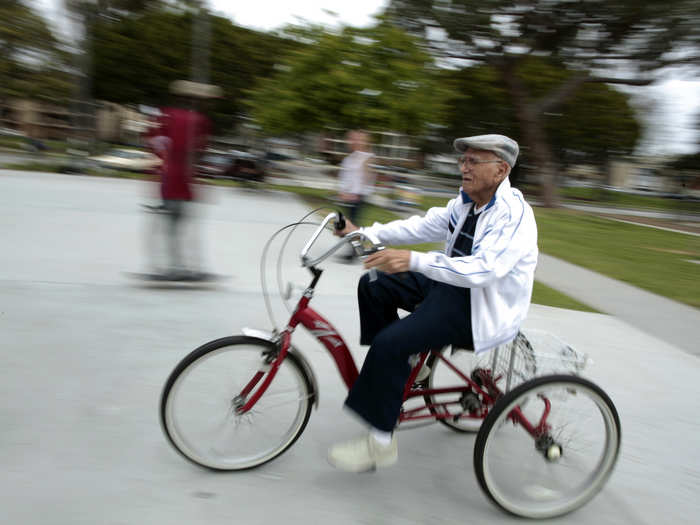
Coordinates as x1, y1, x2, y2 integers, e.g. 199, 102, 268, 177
328, 434, 398, 472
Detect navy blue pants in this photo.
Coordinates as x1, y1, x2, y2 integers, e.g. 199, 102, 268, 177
345, 271, 473, 432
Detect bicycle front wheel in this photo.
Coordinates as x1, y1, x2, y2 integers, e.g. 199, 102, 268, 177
474, 374, 621, 519
160, 336, 314, 471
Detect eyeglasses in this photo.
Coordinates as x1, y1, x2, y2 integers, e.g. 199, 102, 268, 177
457, 155, 503, 167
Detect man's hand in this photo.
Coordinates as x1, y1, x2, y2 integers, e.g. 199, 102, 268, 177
363, 249, 411, 274
334, 217, 359, 237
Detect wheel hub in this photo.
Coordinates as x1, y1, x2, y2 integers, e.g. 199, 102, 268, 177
535, 434, 563, 462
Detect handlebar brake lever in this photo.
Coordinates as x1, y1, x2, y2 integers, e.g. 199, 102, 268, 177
334, 210, 346, 232
359, 243, 384, 282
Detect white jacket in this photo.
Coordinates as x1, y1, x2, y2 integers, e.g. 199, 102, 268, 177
361, 177, 538, 353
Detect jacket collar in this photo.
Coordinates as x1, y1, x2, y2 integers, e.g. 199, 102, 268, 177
460, 177, 511, 211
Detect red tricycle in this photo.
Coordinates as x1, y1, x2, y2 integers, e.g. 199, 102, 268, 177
160, 211, 621, 519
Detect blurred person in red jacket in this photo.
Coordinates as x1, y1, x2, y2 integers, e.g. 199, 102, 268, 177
145, 80, 221, 281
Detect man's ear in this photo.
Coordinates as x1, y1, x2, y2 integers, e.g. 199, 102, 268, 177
500, 162, 511, 179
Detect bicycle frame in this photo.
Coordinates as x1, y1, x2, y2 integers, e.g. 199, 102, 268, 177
236, 269, 357, 414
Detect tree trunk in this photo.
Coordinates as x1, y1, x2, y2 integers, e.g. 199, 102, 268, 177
525, 113, 559, 207
500, 61, 559, 207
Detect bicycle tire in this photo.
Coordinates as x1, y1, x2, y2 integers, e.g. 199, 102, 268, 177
474, 374, 621, 519
160, 335, 314, 471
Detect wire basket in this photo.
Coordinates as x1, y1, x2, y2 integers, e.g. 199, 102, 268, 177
469, 329, 589, 393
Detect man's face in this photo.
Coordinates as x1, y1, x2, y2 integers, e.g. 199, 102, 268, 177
458, 147, 508, 201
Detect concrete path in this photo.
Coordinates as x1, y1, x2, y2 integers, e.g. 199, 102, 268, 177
535, 254, 700, 357
1, 170, 699, 525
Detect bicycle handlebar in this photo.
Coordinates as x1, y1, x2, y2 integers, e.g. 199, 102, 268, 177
300, 211, 383, 268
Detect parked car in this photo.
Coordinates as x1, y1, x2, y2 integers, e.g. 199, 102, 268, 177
229, 150, 265, 183
89, 148, 162, 172
195, 152, 232, 178
195, 150, 265, 183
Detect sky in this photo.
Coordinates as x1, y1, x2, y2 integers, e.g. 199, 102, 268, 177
32, 0, 390, 33
209, 0, 389, 32
31, 0, 699, 156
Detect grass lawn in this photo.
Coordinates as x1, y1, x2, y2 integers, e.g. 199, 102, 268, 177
532, 281, 599, 313
533, 208, 700, 307
560, 186, 699, 213
2, 162, 65, 172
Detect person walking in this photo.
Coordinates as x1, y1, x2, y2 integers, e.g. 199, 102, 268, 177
337, 130, 375, 223
336, 130, 375, 261
145, 80, 220, 281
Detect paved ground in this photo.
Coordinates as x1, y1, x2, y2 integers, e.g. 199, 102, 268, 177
1, 170, 699, 524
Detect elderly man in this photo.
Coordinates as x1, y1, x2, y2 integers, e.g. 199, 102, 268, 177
329, 134, 538, 472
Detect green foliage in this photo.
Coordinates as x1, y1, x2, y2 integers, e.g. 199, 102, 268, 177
387, 1, 698, 203
0, 1, 57, 59
439, 66, 515, 139
91, 9, 190, 104
208, 17, 296, 130
246, 22, 451, 136
0, 0, 72, 101
90, 7, 289, 131
551, 82, 640, 162
440, 58, 640, 163
388, 0, 698, 70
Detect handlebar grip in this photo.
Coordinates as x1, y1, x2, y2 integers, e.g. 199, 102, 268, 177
335, 211, 346, 231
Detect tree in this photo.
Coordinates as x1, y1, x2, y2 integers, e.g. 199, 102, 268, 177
89, 6, 289, 130
0, 1, 71, 102
386, 0, 699, 205
246, 22, 450, 137
440, 59, 640, 170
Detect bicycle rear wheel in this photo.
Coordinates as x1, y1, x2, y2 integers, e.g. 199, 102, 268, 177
474, 374, 621, 519
160, 336, 314, 471
424, 349, 491, 432
425, 333, 537, 432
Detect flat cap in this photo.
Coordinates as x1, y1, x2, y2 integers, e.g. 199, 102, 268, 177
454, 134, 519, 167
169, 80, 223, 99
